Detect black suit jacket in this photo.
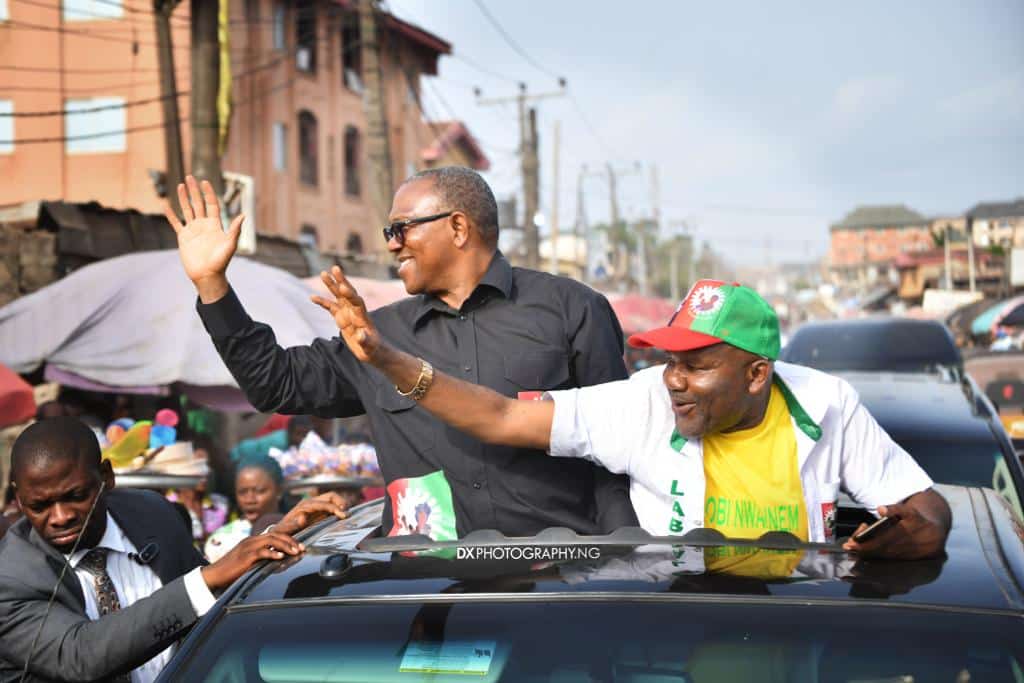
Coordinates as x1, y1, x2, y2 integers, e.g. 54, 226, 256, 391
0, 488, 205, 682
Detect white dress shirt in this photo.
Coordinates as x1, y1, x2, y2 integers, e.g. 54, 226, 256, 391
65, 513, 216, 683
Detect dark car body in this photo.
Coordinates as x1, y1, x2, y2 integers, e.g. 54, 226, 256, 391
781, 318, 962, 373
841, 371, 1024, 516
161, 485, 1024, 683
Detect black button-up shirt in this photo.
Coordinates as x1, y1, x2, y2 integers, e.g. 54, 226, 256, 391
197, 252, 638, 537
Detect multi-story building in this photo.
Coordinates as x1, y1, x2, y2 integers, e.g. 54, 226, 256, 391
967, 199, 1024, 249
0, 0, 487, 264
828, 205, 933, 289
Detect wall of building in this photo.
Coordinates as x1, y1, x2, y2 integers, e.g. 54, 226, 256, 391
0, 2, 192, 213
829, 225, 933, 268
0, 0, 444, 262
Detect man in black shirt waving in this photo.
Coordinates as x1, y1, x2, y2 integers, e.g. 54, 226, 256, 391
166, 166, 637, 538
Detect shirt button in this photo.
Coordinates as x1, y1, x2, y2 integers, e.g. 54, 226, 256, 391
473, 482, 482, 489
459, 314, 467, 321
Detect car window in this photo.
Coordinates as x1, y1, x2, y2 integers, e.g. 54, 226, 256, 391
894, 437, 1023, 518
782, 325, 960, 372
174, 602, 1024, 682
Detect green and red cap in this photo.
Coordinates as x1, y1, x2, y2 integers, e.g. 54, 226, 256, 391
628, 279, 780, 359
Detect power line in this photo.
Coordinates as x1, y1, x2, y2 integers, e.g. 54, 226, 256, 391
0, 74, 298, 145
2, 18, 191, 50
1, 92, 184, 117
449, 53, 519, 85
10, 0, 190, 25
0, 46, 303, 117
471, 0, 561, 81
568, 92, 620, 160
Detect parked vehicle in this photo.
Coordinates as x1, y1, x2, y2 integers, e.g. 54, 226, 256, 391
781, 318, 962, 374
964, 349, 1024, 443
841, 371, 1024, 517
161, 485, 1024, 683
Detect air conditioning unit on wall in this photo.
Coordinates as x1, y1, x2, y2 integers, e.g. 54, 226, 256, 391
296, 47, 313, 72
222, 171, 256, 255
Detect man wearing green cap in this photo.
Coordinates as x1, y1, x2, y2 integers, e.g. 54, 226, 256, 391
312, 271, 951, 560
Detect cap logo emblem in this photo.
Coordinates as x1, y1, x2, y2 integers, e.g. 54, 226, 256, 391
689, 285, 725, 318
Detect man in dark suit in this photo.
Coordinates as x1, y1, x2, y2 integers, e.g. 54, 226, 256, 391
0, 417, 345, 682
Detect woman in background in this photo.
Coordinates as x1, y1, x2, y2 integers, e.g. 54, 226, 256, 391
204, 453, 285, 561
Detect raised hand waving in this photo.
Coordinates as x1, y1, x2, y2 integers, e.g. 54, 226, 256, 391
163, 174, 244, 302
310, 265, 381, 363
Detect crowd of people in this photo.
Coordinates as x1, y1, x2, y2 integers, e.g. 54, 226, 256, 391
0, 167, 952, 682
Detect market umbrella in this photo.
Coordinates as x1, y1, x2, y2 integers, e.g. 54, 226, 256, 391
971, 301, 1007, 336
0, 362, 35, 428
604, 293, 679, 335
994, 296, 1024, 329
0, 250, 339, 411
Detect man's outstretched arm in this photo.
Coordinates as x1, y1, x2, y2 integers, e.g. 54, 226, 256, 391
166, 176, 365, 417
312, 266, 555, 451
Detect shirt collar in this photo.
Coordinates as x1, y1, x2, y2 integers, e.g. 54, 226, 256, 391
412, 251, 514, 326
67, 512, 135, 567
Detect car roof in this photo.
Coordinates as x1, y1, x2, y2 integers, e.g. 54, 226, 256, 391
841, 372, 997, 442
782, 317, 962, 370
225, 484, 1024, 616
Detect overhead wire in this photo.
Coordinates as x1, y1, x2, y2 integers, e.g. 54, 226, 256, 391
0, 11, 349, 142
470, 0, 561, 81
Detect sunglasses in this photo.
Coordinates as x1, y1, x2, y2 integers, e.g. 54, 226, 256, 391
382, 211, 453, 246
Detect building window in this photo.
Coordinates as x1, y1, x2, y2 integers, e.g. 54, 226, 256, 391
64, 0, 122, 20
0, 100, 12, 153
346, 232, 363, 255
295, 0, 317, 73
344, 125, 360, 197
272, 2, 286, 50
65, 97, 125, 154
299, 224, 319, 248
341, 13, 363, 93
298, 110, 318, 186
272, 122, 287, 170
244, 0, 260, 23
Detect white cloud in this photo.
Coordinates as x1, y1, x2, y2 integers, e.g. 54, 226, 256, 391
830, 75, 903, 127
938, 72, 1024, 120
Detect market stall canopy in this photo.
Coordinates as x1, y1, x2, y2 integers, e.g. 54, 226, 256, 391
604, 293, 679, 335
0, 250, 340, 411
0, 362, 35, 428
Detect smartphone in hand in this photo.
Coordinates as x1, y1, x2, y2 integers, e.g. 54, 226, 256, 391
852, 515, 899, 543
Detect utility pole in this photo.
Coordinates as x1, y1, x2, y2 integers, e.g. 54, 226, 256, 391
360, 0, 394, 225
154, 0, 184, 212
191, 0, 223, 194
668, 220, 693, 302
525, 105, 540, 267
605, 162, 641, 289
574, 165, 588, 281
967, 216, 977, 292
639, 163, 659, 296
477, 81, 566, 269
548, 120, 561, 276
944, 223, 953, 290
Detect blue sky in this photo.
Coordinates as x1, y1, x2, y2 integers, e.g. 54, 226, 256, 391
389, 0, 1024, 264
